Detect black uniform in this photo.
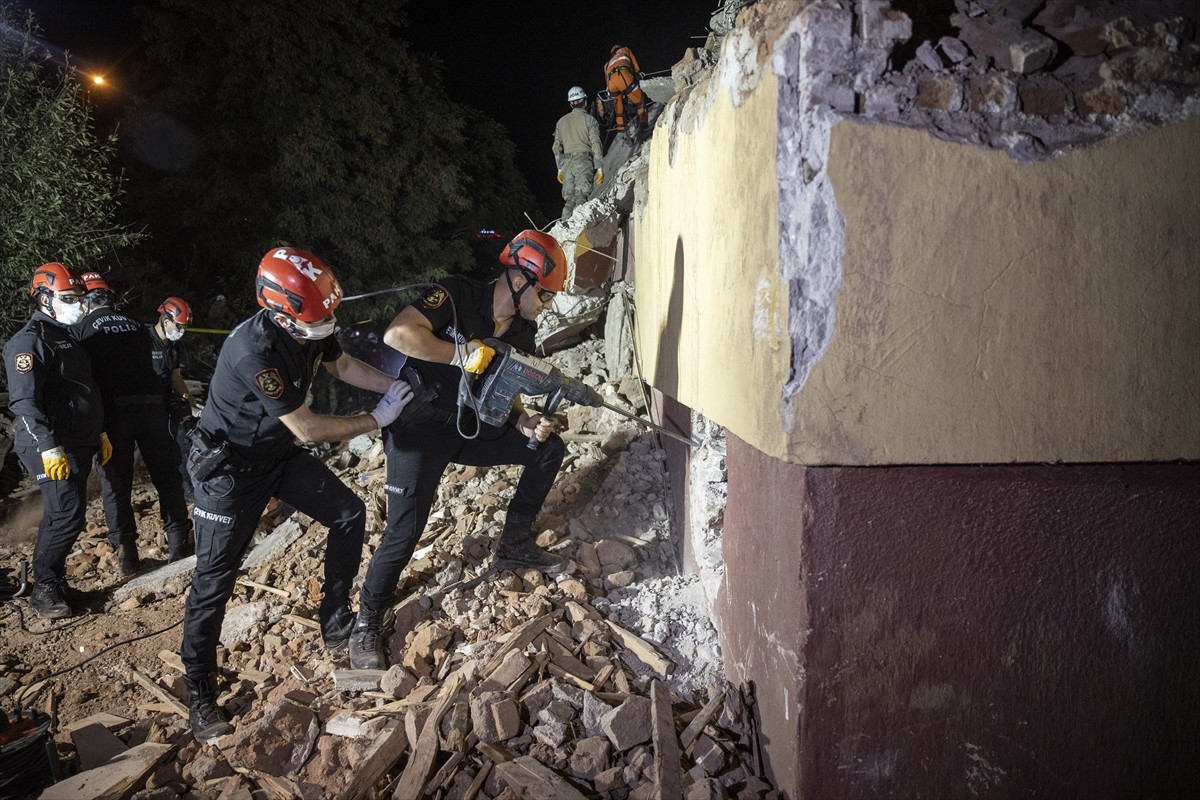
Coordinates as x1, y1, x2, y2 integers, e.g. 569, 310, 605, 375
77, 308, 191, 548
149, 325, 195, 496
181, 310, 366, 681
3, 311, 103, 587
361, 276, 565, 611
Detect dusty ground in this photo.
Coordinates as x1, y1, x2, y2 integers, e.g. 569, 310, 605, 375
0, 338, 765, 800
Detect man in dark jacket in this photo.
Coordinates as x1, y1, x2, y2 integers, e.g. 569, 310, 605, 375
180, 247, 413, 743
77, 272, 193, 573
149, 295, 201, 502
3, 263, 111, 617
350, 230, 570, 669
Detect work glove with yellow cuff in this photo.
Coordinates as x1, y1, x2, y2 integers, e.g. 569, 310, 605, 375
41, 447, 70, 481
99, 432, 113, 465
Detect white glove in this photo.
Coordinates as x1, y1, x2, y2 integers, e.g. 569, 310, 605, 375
369, 379, 414, 428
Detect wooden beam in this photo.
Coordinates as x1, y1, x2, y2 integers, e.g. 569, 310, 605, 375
604, 620, 674, 676
494, 755, 591, 800
650, 680, 683, 800
334, 719, 407, 800
129, 669, 187, 719
390, 671, 464, 799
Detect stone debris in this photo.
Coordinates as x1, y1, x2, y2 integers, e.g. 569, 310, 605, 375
0, 337, 764, 799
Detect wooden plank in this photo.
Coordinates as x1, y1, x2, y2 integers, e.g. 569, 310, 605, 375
40, 742, 171, 800
61, 713, 130, 734
494, 755, 591, 800
236, 578, 290, 597
390, 670, 464, 799
605, 620, 674, 676
70, 723, 128, 771
283, 613, 321, 629
334, 719, 407, 800
481, 613, 556, 676
475, 741, 517, 764
129, 669, 187, 719
679, 686, 725, 749
536, 633, 596, 681
545, 663, 595, 692
650, 680, 683, 800
462, 760, 492, 800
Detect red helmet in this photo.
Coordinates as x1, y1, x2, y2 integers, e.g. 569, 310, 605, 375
158, 296, 193, 325
256, 247, 343, 322
30, 263, 82, 298
498, 230, 567, 293
79, 271, 112, 292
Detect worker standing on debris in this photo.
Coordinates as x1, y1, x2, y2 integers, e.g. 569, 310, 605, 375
603, 44, 648, 142
76, 273, 194, 574
149, 296, 202, 503
352, 230, 569, 670
553, 85, 605, 220
179, 247, 413, 742
3, 264, 111, 618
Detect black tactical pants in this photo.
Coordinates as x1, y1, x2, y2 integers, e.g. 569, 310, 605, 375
97, 397, 191, 545
180, 448, 365, 680
16, 443, 96, 587
360, 418, 565, 613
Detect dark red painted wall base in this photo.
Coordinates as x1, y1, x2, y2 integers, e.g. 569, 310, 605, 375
717, 433, 1200, 800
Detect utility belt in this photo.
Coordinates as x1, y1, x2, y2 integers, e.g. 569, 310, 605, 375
188, 427, 283, 481
396, 366, 454, 427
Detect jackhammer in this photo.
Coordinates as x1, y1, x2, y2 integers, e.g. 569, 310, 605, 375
459, 339, 699, 449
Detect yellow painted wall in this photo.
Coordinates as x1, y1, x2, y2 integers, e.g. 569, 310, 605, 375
636, 73, 1200, 465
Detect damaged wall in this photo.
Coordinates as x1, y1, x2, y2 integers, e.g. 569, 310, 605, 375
629, 1, 1200, 798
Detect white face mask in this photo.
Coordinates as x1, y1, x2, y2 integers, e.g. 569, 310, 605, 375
51, 295, 86, 325
284, 315, 337, 341
165, 329, 185, 342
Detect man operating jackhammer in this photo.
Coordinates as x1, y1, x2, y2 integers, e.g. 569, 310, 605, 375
179, 247, 413, 742
347, 230, 570, 670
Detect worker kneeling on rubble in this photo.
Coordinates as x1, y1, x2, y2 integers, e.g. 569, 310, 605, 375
180, 247, 413, 742
352, 230, 570, 670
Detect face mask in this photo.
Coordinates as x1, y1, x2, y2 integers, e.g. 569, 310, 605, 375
165, 329, 185, 342
51, 296, 86, 325
287, 316, 337, 341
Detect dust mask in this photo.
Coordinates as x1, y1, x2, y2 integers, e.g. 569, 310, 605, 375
51, 295, 85, 326
166, 329, 185, 342
287, 316, 337, 341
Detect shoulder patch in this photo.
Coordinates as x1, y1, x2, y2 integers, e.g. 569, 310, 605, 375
421, 287, 448, 309
13, 353, 33, 374
254, 367, 285, 399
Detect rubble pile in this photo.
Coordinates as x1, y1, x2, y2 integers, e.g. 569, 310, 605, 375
0, 337, 768, 800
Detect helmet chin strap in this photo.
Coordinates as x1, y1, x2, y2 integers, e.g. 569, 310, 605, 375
504, 270, 528, 315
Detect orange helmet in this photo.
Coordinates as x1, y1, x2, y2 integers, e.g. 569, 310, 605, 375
158, 296, 193, 325
498, 230, 566, 293
255, 247, 343, 322
79, 270, 115, 306
30, 263, 83, 298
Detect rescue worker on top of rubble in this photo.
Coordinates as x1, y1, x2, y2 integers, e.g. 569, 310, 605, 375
602, 44, 648, 142
553, 85, 605, 220
76, 272, 194, 574
3, 263, 112, 618
179, 247, 414, 743
149, 296, 201, 502
351, 230, 569, 670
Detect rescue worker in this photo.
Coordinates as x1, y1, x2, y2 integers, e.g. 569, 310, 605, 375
603, 45, 648, 142
149, 296, 201, 503
355, 230, 569, 669
553, 85, 604, 220
77, 272, 193, 573
180, 247, 413, 742
3, 264, 112, 618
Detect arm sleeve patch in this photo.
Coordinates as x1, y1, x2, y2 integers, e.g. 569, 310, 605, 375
254, 367, 285, 399
13, 353, 33, 373
420, 287, 448, 309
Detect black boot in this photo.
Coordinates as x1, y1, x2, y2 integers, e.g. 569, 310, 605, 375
184, 674, 233, 742
167, 529, 194, 562
28, 582, 72, 619
494, 516, 566, 574
321, 603, 356, 652
119, 541, 140, 577
348, 608, 385, 670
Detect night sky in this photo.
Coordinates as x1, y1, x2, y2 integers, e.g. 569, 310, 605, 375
16, 0, 719, 213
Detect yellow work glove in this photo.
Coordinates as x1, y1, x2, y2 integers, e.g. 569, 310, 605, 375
41, 447, 70, 481
556, 170, 564, 185
463, 339, 496, 375
595, 169, 604, 185
98, 432, 113, 465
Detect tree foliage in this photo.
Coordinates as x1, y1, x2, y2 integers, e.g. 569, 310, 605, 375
125, 0, 535, 323
0, 5, 144, 341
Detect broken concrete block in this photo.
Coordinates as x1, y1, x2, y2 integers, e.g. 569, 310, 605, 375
570, 735, 611, 780
379, 664, 418, 698
859, 0, 912, 44
331, 669, 384, 692
223, 700, 318, 776
953, 12, 1057, 73
471, 690, 520, 743
533, 718, 570, 748
1018, 76, 1073, 116
600, 694, 652, 751
916, 40, 945, 72
915, 76, 963, 111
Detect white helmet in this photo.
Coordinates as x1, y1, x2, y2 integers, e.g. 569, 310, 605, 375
567, 86, 587, 103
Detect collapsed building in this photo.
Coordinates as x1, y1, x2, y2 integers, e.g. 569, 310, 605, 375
558, 0, 1200, 797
